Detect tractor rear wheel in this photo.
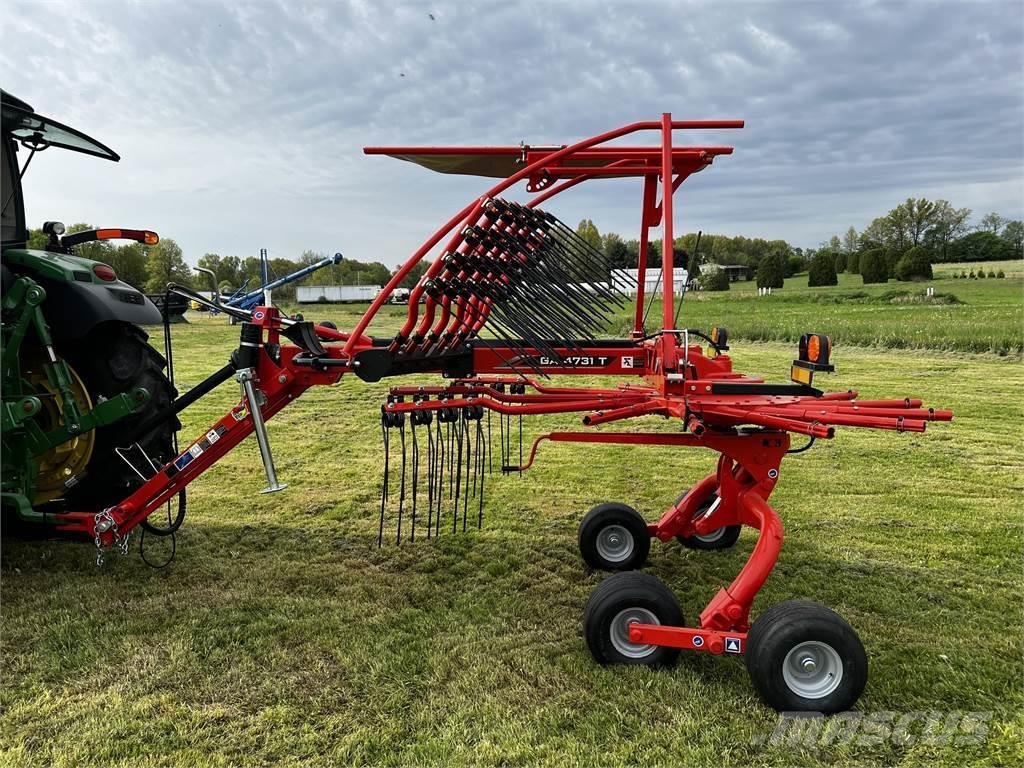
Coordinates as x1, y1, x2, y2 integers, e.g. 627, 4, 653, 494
56, 322, 179, 510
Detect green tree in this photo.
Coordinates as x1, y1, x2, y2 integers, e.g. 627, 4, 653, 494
1000, 220, 1023, 258
979, 212, 1006, 235
397, 260, 429, 289
145, 238, 192, 293
756, 253, 784, 289
196, 253, 223, 286
576, 219, 602, 250
699, 266, 730, 291
602, 233, 633, 270
107, 242, 148, 289
899, 198, 938, 246
842, 226, 858, 260
950, 231, 1014, 262
785, 254, 805, 277
808, 251, 838, 287
883, 246, 903, 279
26, 228, 48, 249
927, 200, 971, 262
858, 217, 891, 250
65, 222, 114, 263
894, 246, 933, 281
846, 251, 860, 275
859, 248, 888, 284
834, 251, 847, 273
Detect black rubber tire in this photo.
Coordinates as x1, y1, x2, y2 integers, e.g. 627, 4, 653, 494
319, 320, 337, 330
578, 502, 650, 571
675, 493, 742, 551
745, 600, 868, 713
58, 322, 179, 510
584, 572, 684, 667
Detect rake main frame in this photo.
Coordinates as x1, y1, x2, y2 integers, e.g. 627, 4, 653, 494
50, 114, 951, 712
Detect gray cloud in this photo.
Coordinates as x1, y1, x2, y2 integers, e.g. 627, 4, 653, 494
2, 0, 1021, 266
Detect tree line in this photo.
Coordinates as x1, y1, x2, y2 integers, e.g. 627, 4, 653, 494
26, 226, 415, 301
29, 199, 1020, 300
573, 199, 1021, 291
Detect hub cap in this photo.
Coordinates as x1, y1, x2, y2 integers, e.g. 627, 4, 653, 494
596, 524, 634, 562
609, 607, 660, 658
782, 641, 843, 699
25, 353, 95, 504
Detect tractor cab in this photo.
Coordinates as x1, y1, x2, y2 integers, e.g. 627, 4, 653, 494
2, 90, 174, 520
1, 90, 120, 250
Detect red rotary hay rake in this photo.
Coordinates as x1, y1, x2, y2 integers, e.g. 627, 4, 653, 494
53, 114, 951, 713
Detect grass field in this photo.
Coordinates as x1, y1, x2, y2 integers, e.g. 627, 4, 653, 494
292, 266, 1023, 356
619, 269, 1023, 356
2, 277, 1023, 766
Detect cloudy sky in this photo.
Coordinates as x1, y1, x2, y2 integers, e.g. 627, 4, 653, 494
3, 0, 1022, 267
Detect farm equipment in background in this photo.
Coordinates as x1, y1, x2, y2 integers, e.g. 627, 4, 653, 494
217, 250, 344, 315
2, 104, 953, 714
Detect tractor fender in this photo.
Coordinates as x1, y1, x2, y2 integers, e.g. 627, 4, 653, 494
34, 274, 162, 341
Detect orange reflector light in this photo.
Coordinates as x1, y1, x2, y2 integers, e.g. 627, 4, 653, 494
807, 335, 821, 362
143, 231, 159, 245
794, 332, 835, 375
92, 263, 117, 282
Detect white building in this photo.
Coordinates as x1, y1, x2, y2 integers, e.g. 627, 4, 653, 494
610, 268, 689, 295
296, 285, 381, 303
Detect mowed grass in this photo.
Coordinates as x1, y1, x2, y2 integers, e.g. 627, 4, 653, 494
2, 283, 1023, 766
615, 270, 1023, 356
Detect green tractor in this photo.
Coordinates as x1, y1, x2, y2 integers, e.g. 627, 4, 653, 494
1, 90, 178, 528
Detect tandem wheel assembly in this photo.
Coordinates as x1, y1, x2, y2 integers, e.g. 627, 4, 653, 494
583, 572, 868, 713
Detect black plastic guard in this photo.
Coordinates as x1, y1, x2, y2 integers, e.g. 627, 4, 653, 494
353, 347, 474, 382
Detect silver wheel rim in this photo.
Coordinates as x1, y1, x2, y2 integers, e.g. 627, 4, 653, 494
596, 524, 634, 563
691, 504, 725, 543
782, 641, 844, 699
609, 607, 660, 659
693, 526, 727, 544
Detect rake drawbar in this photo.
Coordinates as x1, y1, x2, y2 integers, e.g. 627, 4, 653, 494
52, 114, 951, 714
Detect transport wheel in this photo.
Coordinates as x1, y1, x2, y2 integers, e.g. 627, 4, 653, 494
578, 502, 650, 571
58, 322, 179, 510
584, 572, 684, 667
675, 493, 741, 550
319, 320, 337, 330
745, 600, 868, 713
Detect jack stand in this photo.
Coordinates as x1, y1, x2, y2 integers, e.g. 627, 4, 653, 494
237, 367, 287, 493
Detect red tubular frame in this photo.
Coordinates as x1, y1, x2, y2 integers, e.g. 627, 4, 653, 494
50, 115, 953, 666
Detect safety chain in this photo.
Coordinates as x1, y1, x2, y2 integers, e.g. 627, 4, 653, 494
93, 508, 130, 566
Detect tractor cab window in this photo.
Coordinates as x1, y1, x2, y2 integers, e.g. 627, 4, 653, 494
1, 137, 22, 244
1, 102, 119, 161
